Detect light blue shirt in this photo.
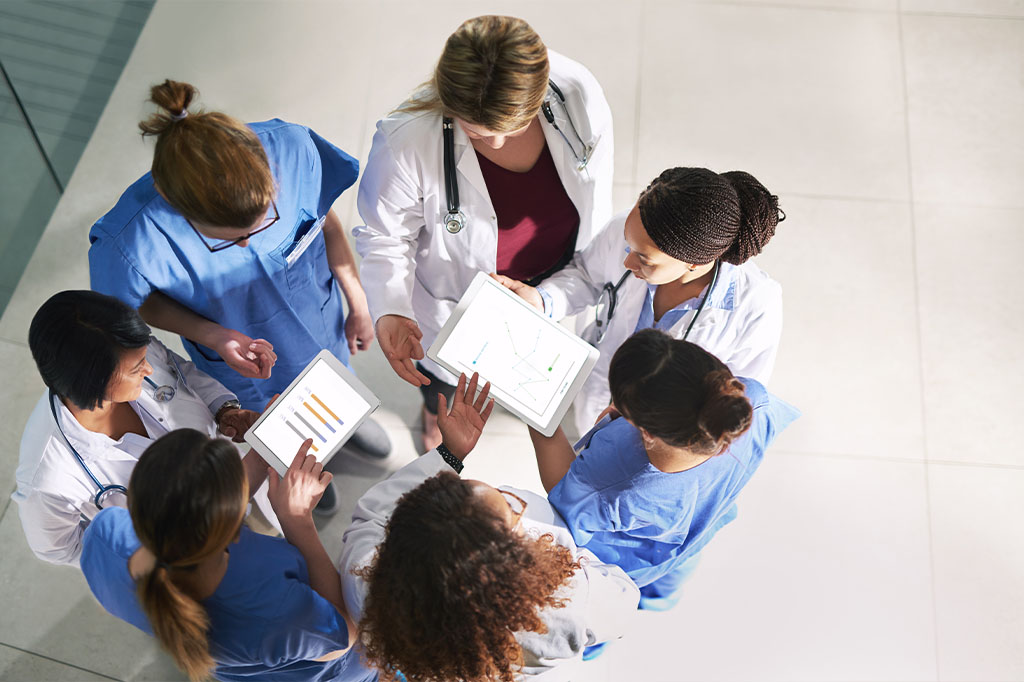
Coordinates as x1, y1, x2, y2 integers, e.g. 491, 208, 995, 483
633, 261, 737, 334
88, 120, 359, 409
81, 508, 376, 682
548, 378, 799, 587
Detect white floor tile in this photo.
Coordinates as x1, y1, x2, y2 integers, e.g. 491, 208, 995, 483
637, 2, 909, 201
0, 644, 114, 682
755, 196, 925, 460
929, 464, 1024, 681
902, 0, 1024, 18
604, 452, 937, 681
915, 203, 1024, 467
0, 340, 45, 504
903, 13, 1024, 208
707, 0, 898, 10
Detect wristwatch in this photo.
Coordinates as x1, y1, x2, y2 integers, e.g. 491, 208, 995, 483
214, 399, 242, 425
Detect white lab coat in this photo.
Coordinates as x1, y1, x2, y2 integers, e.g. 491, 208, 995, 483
337, 451, 639, 681
354, 50, 614, 383
12, 338, 237, 567
540, 212, 784, 434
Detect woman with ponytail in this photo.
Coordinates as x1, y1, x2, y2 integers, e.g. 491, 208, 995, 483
497, 167, 785, 435
531, 330, 799, 616
88, 79, 391, 473
79, 430, 376, 682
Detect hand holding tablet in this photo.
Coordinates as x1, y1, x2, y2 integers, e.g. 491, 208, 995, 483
428, 272, 600, 436
244, 350, 381, 476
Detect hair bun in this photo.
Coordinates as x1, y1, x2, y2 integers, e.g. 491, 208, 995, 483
720, 170, 780, 265
138, 80, 198, 136
697, 370, 753, 443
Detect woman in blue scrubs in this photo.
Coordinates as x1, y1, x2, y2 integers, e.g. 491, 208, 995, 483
88, 80, 389, 463
81, 429, 377, 682
531, 329, 799, 611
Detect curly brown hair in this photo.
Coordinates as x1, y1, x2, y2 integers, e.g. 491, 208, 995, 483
355, 472, 580, 682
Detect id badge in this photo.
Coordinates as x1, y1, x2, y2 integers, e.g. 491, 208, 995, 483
286, 215, 326, 267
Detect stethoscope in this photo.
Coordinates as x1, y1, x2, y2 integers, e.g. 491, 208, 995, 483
442, 79, 595, 235
47, 353, 190, 509
590, 260, 722, 345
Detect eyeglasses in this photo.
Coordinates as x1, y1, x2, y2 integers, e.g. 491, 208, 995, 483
499, 489, 528, 530
187, 201, 279, 252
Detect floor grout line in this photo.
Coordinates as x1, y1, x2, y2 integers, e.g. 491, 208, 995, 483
0, 642, 123, 681
895, 1, 942, 677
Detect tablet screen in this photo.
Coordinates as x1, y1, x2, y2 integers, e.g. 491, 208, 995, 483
432, 276, 597, 431
249, 356, 372, 466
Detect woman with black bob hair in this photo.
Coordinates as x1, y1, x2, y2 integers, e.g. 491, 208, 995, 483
531, 329, 800, 616
13, 290, 262, 566
338, 373, 639, 681
80, 429, 376, 682
497, 166, 784, 435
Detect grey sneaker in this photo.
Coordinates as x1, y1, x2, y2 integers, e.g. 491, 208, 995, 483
346, 417, 391, 458
313, 480, 339, 518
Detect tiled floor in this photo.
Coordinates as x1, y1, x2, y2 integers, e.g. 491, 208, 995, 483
1, 1, 1022, 681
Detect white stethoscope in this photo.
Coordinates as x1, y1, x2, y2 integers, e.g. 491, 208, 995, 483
442, 80, 596, 234
47, 354, 191, 509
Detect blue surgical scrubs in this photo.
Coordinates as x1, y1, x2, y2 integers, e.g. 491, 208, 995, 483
81, 508, 377, 682
88, 119, 359, 409
633, 261, 737, 333
549, 378, 799, 598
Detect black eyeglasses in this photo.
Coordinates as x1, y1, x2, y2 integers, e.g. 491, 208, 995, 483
187, 201, 279, 252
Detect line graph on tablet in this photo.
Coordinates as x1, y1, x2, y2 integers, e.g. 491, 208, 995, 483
438, 283, 582, 421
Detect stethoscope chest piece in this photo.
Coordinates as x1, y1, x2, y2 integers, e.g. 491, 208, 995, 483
145, 377, 176, 402
444, 211, 466, 234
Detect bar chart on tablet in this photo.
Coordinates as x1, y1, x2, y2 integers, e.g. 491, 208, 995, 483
251, 358, 369, 462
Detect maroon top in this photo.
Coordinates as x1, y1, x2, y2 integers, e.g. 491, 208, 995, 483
477, 144, 580, 282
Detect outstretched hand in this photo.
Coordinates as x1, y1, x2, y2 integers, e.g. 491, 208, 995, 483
375, 314, 430, 387
436, 372, 495, 460
214, 328, 277, 379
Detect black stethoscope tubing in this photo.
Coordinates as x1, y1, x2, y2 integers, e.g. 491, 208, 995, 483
441, 79, 592, 235
600, 260, 722, 343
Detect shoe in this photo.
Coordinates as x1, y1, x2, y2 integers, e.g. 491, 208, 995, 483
582, 642, 611, 661
347, 418, 391, 459
421, 406, 443, 453
637, 591, 683, 612
312, 480, 340, 518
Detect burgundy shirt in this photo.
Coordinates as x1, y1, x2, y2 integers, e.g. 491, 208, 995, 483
476, 144, 580, 282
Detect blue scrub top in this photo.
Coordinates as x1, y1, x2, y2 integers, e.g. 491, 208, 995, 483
633, 262, 737, 333
88, 119, 359, 409
549, 378, 799, 587
81, 508, 377, 682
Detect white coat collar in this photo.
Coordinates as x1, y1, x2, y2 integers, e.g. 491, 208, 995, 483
50, 393, 158, 463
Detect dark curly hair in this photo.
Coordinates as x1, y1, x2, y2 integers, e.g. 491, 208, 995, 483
355, 472, 580, 682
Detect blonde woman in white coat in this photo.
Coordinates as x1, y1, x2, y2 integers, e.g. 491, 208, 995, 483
497, 167, 785, 435
354, 15, 613, 449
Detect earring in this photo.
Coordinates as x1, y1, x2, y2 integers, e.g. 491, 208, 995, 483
687, 264, 696, 272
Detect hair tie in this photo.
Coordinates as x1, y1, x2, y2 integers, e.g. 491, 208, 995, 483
157, 559, 173, 572
170, 109, 188, 122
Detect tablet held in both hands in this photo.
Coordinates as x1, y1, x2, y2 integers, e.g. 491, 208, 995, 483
428, 272, 599, 437
244, 350, 380, 476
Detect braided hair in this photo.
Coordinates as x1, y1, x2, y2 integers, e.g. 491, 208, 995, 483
637, 167, 782, 265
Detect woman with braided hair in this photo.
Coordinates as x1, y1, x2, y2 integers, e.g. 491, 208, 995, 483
496, 166, 784, 435
531, 330, 799, 620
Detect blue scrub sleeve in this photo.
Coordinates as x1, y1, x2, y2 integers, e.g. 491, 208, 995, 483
260, 580, 350, 667
305, 127, 360, 218
88, 235, 155, 309
548, 467, 620, 548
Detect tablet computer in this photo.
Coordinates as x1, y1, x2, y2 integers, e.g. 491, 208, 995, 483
244, 350, 381, 476
427, 272, 600, 437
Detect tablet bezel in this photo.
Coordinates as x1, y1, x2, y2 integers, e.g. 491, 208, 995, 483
243, 349, 381, 476
427, 272, 599, 436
